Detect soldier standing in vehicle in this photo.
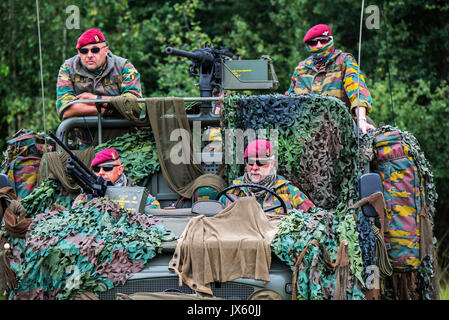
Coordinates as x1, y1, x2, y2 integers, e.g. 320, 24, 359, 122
56, 28, 142, 120
286, 24, 375, 133
72, 148, 160, 210
219, 139, 315, 214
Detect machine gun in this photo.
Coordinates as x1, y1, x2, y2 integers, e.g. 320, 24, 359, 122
48, 131, 110, 198
166, 44, 278, 111
166, 44, 236, 100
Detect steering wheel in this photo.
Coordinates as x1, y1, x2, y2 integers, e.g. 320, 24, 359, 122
217, 183, 288, 215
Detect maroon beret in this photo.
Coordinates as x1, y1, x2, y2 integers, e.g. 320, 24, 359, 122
76, 28, 106, 49
303, 24, 332, 43
91, 148, 120, 167
244, 139, 273, 159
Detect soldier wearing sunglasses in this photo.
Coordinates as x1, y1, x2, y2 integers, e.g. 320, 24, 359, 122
56, 28, 142, 120
286, 24, 376, 134
219, 140, 314, 214
72, 148, 160, 211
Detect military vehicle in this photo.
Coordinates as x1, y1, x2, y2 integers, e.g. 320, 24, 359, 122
0, 44, 439, 301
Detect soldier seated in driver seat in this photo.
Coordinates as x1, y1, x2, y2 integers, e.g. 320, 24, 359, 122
219, 139, 315, 214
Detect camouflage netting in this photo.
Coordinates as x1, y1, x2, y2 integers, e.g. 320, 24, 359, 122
3, 197, 173, 300
222, 93, 360, 211
271, 207, 365, 300
0, 128, 167, 300
20, 179, 72, 215
222, 94, 368, 299
94, 128, 160, 186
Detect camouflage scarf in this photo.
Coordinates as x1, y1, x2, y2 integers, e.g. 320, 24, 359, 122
306, 39, 335, 66
113, 173, 127, 187
243, 172, 277, 200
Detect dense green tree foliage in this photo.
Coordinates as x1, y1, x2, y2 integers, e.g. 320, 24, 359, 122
1, 0, 448, 258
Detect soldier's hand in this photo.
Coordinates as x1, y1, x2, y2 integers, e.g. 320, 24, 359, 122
358, 118, 376, 134
76, 92, 97, 100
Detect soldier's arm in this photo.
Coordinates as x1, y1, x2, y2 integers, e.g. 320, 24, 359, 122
285, 66, 299, 95
145, 195, 161, 211
120, 61, 143, 99
342, 54, 373, 116
57, 63, 107, 119
56, 63, 78, 118
290, 185, 315, 212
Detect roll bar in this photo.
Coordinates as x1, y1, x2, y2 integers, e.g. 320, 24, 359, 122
55, 97, 222, 151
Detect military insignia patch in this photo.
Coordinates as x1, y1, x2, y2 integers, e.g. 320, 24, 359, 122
95, 35, 100, 42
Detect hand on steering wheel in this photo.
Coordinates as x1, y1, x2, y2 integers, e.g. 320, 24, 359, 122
217, 183, 288, 215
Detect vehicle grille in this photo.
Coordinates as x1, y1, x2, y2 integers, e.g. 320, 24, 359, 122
98, 278, 255, 300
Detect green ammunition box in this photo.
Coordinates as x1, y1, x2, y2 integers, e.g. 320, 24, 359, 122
222, 59, 278, 90
105, 186, 149, 213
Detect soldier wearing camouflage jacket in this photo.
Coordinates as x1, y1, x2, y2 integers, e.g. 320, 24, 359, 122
286, 24, 375, 133
72, 148, 160, 211
56, 28, 142, 120
220, 175, 315, 214
219, 139, 314, 214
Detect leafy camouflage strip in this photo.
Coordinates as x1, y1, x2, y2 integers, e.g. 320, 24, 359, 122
6, 197, 173, 300
222, 93, 360, 211
94, 128, 160, 185
20, 179, 73, 217
271, 207, 364, 300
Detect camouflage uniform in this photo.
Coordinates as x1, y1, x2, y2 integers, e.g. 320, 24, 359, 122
286, 50, 373, 117
72, 174, 160, 212
219, 175, 315, 214
56, 51, 142, 119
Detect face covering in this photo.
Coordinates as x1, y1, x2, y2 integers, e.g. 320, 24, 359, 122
306, 39, 335, 65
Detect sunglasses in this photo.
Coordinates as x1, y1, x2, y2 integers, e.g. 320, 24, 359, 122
92, 164, 119, 173
79, 46, 106, 55
246, 159, 271, 167
306, 37, 332, 46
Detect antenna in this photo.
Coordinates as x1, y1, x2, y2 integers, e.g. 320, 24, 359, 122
356, 0, 365, 151
36, 0, 48, 177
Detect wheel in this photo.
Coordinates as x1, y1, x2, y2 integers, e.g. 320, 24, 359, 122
217, 183, 288, 214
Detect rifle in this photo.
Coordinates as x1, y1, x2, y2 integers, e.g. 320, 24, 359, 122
47, 131, 110, 198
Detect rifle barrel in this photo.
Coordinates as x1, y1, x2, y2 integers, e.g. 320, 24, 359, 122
166, 47, 201, 60
165, 47, 214, 64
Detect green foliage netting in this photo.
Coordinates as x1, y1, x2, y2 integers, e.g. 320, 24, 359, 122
271, 207, 365, 300
222, 93, 361, 211
8, 197, 173, 300
20, 179, 73, 216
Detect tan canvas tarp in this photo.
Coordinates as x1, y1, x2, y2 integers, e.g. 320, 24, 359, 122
169, 197, 284, 295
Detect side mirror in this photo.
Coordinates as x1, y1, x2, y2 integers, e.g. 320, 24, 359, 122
191, 200, 225, 217
358, 173, 384, 217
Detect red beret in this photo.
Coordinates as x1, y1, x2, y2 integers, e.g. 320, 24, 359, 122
244, 139, 273, 159
91, 148, 120, 167
76, 28, 106, 49
303, 24, 332, 43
